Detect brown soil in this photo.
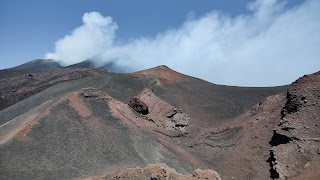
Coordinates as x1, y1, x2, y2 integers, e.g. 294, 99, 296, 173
132, 65, 187, 84
69, 92, 92, 117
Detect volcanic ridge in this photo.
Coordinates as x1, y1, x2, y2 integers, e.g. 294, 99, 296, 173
0, 59, 319, 180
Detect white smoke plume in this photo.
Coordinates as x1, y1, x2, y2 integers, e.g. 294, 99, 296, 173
45, 12, 118, 65
45, 0, 320, 86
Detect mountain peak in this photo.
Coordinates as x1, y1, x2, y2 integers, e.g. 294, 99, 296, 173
133, 65, 186, 83
10, 59, 62, 70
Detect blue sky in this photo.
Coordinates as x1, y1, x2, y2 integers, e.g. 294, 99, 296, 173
1, 0, 319, 87
0, 0, 250, 68
0, 0, 302, 69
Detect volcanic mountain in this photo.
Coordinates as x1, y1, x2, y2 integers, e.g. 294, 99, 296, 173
0, 59, 319, 180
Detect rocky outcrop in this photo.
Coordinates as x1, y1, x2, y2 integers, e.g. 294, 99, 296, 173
280, 92, 302, 120
268, 72, 320, 180
127, 89, 191, 133
164, 109, 189, 132
93, 164, 221, 180
129, 97, 149, 115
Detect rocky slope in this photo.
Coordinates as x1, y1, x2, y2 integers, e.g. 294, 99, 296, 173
0, 68, 106, 111
92, 164, 221, 180
268, 72, 320, 180
9, 59, 62, 71
1, 60, 319, 180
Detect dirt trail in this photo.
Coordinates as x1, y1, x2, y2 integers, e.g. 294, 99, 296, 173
69, 92, 92, 117
0, 99, 53, 144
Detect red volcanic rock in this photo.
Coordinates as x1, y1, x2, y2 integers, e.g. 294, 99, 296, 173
269, 71, 320, 180
94, 164, 221, 180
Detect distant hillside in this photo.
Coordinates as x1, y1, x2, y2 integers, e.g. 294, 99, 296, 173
10, 59, 62, 70
65, 59, 128, 72
0, 59, 108, 110
0, 59, 63, 80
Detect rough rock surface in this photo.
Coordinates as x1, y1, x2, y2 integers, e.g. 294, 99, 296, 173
126, 89, 191, 133
164, 109, 189, 132
129, 97, 149, 115
269, 72, 320, 180
93, 164, 221, 180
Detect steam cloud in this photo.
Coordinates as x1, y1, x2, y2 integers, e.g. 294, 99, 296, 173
45, 0, 320, 86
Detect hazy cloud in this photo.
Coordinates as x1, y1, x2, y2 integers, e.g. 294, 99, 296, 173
45, 0, 320, 86
45, 12, 117, 65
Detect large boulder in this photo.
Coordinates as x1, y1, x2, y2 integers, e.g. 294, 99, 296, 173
128, 97, 149, 115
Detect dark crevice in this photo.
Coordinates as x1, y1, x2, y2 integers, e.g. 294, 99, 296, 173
175, 124, 186, 127
269, 130, 292, 146
281, 126, 295, 131
166, 109, 181, 118
266, 150, 280, 179
166, 113, 175, 118
281, 91, 301, 119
